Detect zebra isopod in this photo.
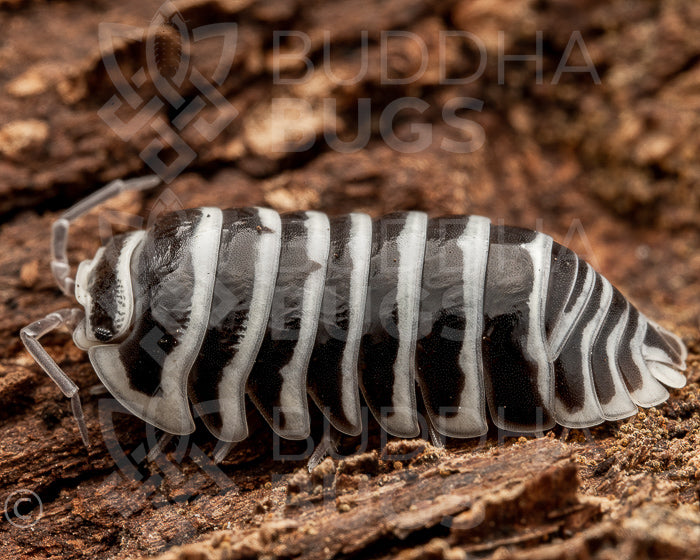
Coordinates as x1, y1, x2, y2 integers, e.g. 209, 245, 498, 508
20, 177, 688, 461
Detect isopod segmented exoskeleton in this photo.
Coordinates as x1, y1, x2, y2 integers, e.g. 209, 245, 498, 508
21, 177, 688, 462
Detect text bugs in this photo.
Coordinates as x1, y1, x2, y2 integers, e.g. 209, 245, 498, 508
21, 176, 688, 463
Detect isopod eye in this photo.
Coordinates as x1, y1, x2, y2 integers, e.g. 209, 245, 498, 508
157, 333, 178, 351
94, 326, 114, 342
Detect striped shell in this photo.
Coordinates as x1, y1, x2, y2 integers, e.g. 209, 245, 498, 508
72, 207, 688, 442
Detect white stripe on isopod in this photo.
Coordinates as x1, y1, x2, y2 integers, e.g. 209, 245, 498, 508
216, 208, 282, 441
275, 211, 330, 439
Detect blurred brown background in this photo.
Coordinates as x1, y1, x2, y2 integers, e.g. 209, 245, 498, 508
0, 1, 698, 558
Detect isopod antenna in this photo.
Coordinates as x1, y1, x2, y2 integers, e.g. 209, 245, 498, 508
51, 175, 162, 296
22, 175, 162, 448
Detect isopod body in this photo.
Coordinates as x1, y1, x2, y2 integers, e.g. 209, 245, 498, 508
21, 178, 688, 454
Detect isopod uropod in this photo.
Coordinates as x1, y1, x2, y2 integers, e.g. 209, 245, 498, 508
20, 177, 688, 462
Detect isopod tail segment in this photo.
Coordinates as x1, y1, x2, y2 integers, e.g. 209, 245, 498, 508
20, 176, 163, 447
20, 177, 689, 462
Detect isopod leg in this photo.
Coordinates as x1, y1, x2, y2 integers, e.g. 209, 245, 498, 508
424, 412, 445, 449
306, 428, 343, 472
51, 175, 161, 296
213, 441, 236, 465
20, 308, 90, 446
146, 432, 175, 462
